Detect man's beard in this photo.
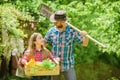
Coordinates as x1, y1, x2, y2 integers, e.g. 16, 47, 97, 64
57, 24, 63, 28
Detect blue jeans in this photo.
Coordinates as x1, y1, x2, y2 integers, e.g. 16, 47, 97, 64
52, 68, 76, 80
31, 76, 51, 80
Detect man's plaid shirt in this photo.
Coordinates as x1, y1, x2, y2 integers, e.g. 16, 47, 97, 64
44, 24, 83, 71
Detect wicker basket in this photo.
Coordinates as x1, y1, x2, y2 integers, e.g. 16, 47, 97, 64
24, 62, 60, 76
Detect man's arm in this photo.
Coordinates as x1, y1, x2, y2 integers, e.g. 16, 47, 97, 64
82, 36, 89, 46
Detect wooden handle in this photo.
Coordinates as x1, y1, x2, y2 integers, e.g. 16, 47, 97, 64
66, 22, 107, 48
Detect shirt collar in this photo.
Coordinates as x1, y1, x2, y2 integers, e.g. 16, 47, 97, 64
53, 24, 70, 33
34, 48, 42, 52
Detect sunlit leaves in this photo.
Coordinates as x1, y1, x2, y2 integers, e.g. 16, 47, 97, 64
0, 4, 32, 38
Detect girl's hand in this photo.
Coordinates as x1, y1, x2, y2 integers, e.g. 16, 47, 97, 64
53, 57, 60, 64
22, 59, 27, 65
55, 57, 60, 62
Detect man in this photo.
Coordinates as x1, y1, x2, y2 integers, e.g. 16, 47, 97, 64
44, 10, 89, 80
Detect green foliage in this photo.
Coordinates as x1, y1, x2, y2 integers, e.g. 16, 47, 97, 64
8, 27, 27, 38
0, 3, 32, 38
0, 4, 32, 57
0, 45, 5, 56
15, 0, 43, 19
89, 1, 120, 55
11, 0, 51, 36
108, 77, 119, 80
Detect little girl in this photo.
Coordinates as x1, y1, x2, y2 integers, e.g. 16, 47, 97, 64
19, 32, 58, 80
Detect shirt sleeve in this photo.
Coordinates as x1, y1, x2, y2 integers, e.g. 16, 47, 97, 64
18, 50, 30, 67
74, 31, 84, 44
44, 29, 52, 44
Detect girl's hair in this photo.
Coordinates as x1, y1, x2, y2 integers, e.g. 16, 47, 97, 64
28, 32, 50, 60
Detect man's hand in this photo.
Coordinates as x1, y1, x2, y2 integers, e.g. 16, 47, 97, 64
80, 30, 88, 37
81, 30, 89, 46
